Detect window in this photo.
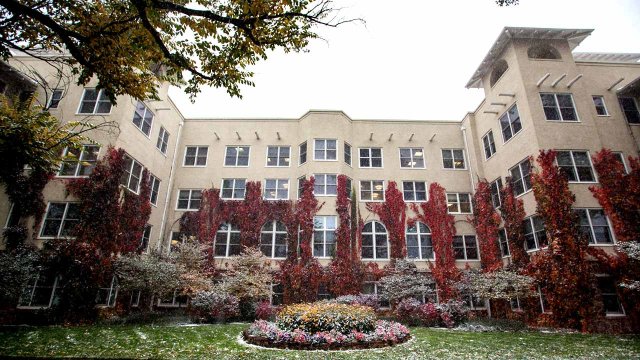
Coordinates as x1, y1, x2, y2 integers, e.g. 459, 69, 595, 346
215, 223, 241, 257
299, 142, 307, 165
592, 96, 609, 116
362, 282, 389, 308
264, 179, 289, 200
4, 203, 19, 228
130, 291, 141, 308
360, 180, 384, 201
157, 289, 188, 308
260, 221, 287, 258
176, 189, 202, 210
406, 222, 433, 260
184, 146, 208, 167
399, 148, 425, 168
18, 273, 59, 308
499, 104, 522, 142
402, 181, 427, 202
523, 216, 548, 251
359, 148, 383, 168
139, 225, 151, 252
618, 97, 640, 124
78, 88, 112, 114
453, 235, 478, 260
490, 59, 509, 87
266, 146, 290, 167
271, 283, 284, 306
149, 175, 160, 205
441, 149, 465, 169
156, 127, 169, 155
498, 228, 510, 257
556, 150, 595, 182
297, 176, 306, 199
540, 93, 578, 121
40, 202, 79, 238
575, 209, 614, 245
613, 152, 628, 173
538, 286, 551, 313
510, 159, 532, 196
447, 193, 472, 214
225, 146, 250, 166
317, 284, 332, 301
314, 174, 337, 196
132, 101, 154, 136
362, 221, 389, 260
510, 296, 522, 311
47, 89, 63, 109
221, 179, 246, 200
314, 139, 337, 161
527, 44, 561, 60
597, 276, 624, 315
170, 231, 185, 252
344, 142, 352, 166
96, 276, 118, 307
313, 216, 336, 258
463, 294, 486, 310
121, 155, 144, 193
490, 178, 503, 208
58, 145, 99, 177
482, 131, 497, 159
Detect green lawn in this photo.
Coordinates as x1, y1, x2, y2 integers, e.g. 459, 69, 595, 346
0, 323, 639, 359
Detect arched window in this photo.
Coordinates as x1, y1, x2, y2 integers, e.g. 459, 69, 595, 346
214, 223, 241, 257
260, 221, 287, 258
406, 222, 434, 260
527, 44, 561, 60
489, 59, 509, 87
361, 221, 389, 260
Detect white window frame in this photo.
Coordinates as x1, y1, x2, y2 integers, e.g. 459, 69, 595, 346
402, 181, 427, 202
523, 216, 548, 252
77, 88, 112, 115
121, 155, 144, 193
538, 286, 551, 314
176, 189, 202, 210
482, 130, 497, 160
344, 142, 352, 166
39, 202, 80, 239
157, 289, 189, 308
264, 178, 290, 200
361, 220, 389, 260
406, 222, 434, 260
313, 139, 338, 161
132, 101, 154, 137
270, 283, 284, 306
619, 97, 640, 124
359, 180, 385, 202
313, 174, 337, 196
592, 95, 609, 116
575, 208, 615, 246
57, 145, 100, 178
156, 126, 170, 155
556, 150, 597, 183
95, 276, 119, 308
441, 149, 466, 170
221, 178, 246, 200
612, 152, 629, 173
47, 89, 64, 109
224, 146, 251, 167
490, 178, 503, 208
183, 146, 208, 167
312, 215, 337, 258
4, 203, 18, 229
260, 221, 288, 259
299, 141, 308, 165
399, 147, 426, 169
362, 282, 390, 308
149, 174, 160, 206
297, 176, 306, 199
464, 294, 487, 310
510, 158, 532, 196
214, 223, 241, 258
358, 147, 383, 168
265, 146, 291, 167
498, 228, 510, 258
446, 193, 472, 214
17, 274, 59, 309
453, 235, 479, 261
540, 93, 579, 122
499, 104, 523, 142
139, 224, 152, 253
596, 275, 625, 317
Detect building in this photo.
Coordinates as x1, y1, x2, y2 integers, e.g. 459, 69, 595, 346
1, 27, 640, 313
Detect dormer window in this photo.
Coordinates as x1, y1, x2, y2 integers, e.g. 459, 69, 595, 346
489, 59, 509, 87
527, 44, 561, 60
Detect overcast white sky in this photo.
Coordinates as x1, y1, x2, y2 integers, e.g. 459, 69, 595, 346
168, 0, 640, 121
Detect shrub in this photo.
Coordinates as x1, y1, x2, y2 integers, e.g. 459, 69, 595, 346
394, 298, 421, 325
417, 302, 439, 327
378, 260, 435, 305
393, 298, 468, 328
437, 299, 467, 327
189, 291, 239, 322
333, 294, 379, 310
276, 302, 376, 334
255, 300, 276, 320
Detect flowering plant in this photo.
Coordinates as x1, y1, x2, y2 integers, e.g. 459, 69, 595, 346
276, 302, 376, 334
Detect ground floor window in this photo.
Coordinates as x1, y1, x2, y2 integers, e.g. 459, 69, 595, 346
317, 284, 332, 301
510, 296, 522, 311
597, 276, 624, 316
271, 283, 284, 306
463, 294, 487, 310
362, 282, 389, 308
18, 273, 59, 309
538, 287, 551, 314
130, 290, 141, 308
157, 289, 188, 308
95, 276, 118, 307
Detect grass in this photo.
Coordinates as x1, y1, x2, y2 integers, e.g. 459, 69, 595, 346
0, 323, 639, 359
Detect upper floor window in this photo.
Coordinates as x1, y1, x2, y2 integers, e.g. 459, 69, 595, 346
527, 44, 561, 60
344, 142, 352, 166
176, 189, 202, 210
78, 88, 112, 114
619, 97, 640, 124
48, 89, 64, 109
510, 159, 532, 196
299, 142, 307, 165
215, 223, 241, 257
121, 155, 144, 193
221, 178, 246, 200
447, 193, 472, 214
406, 222, 433, 260
266, 146, 290, 167
225, 146, 250, 166
498, 228, 510, 257
400, 148, 425, 168
40, 202, 79, 238
156, 127, 169, 155
613, 152, 628, 173
523, 215, 548, 251
453, 235, 478, 260
264, 178, 289, 200
575, 209, 614, 245
359, 148, 383, 168
149, 175, 160, 206
362, 221, 388, 260
482, 131, 497, 159
314, 139, 337, 161
139, 225, 151, 253
500, 104, 522, 142
556, 150, 595, 182
402, 181, 427, 202
132, 101, 154, 136
314, 174, 337, 196
58, 145, 99, 177
360, 180, 384, 201
313, 216, 337, 258
260, 221, 287, 258
540, 93, 578, 121
592, 96, 609, 116
490, 178, 503, 208
184, 146, 208, 167
442, 149, 465, 169
489, 59, 508, 87
297, 176, 305, 199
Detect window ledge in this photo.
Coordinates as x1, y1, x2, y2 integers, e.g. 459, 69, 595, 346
605, 313, 626, 318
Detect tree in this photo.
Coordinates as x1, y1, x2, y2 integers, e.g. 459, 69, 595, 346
499, 180, 529, 269
0, 0, 358, 101
366, 181, 407, 261
378, 260, 435, 306
457, 268, 534, 301
0, 245, 40, 306
470, 180, 502, 272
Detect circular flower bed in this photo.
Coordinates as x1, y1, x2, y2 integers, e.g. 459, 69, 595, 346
243, 302, 410, 350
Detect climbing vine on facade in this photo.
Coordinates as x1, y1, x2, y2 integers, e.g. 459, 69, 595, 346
367, 181, 407, 261
471, 180, 502, 272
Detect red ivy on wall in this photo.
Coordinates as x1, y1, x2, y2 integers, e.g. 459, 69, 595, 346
233, 181, 268, 249
470, 180, 502, 272
367, 181, 407, 261
499, 179, 529, 269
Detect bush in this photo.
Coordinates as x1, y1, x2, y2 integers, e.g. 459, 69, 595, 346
255, 300, 276, 320
333, 294, 379, 310
394, 298, 421, 325
189, 291, 239, 323
394, 298, 468, 328
276, 302, 376, 334
457, 318, 527, 332
437, 299, 467, 326
417, 302, 439, 327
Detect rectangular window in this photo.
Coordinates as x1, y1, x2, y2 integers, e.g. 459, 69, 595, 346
297, 176, 306, 199
18, 273, 59, 308
442, 149, 466, 169
58, 145, 100, 177
575, 209, 614, 245
4, 203, 19, 228
360, 180, 384, 201
157, 289, 188, 308
540, 93, 578, 121
156, 127, 169, 155
47, 89, 64, 109
482, 131, 497, 159
597, 276, 624, 315
78, 88, 112, 114
556, 150, 595, 182
139, 225, 151, 252
313, 216, 337, 258
498, 228, 510, 257
359, 148, 383, 168
149, 175, 160, 205
314, 139, 337, 161
402, 181, 427, 202
362, 282, 390, 308
299, 142, 307, 165
619, 97, 640, 124
613, 152, 628, 173
264, 179, 289, 200
510, 296, 522, 312
266, 146, 290, 167
463, 295, 487, 310
221, 179, 246, 200
40, 202, 80, 238
447, 193, 472, 214
490, 178, 503, 208
453, 235, 478, 260
225, 146, 250, 166
538, 287, 550, 313
183, 146, 208, 167
406, 222, 434, 260
96, 276, 119, 307
120, 155, 144, 193
215, 223, 241, 257
344, 142, 352, 166
510, 159, 532, 196
499, 104, 523, 142
313, 174, 337, 196
271, 283, 284, 306
523, 216, 548, 251
260, 221, 287, 258
399, 148, 425, 168
132, 101, 154, 136
176, 189, 202, 210
592, 96, 609, 116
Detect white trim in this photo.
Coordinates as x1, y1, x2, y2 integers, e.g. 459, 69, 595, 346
182, 145, 208, 167
214, 223, 241, 258
223, 145, 251, 167
265, 145, 292, 168
575, 208, 617, 245
401, 180, 428, 202
38, 202, 80, 239
406, 221, 435, 260
343, 141, 353, 167
131, 100, 154, 138
220, 178, 247, 200
398, 147, 426, 169
156, 126, 170, 155
56, 145, 101, 178
312, 215, 337, 258
556, 149, 598, 183
46, 89, 64, 109
540, 92, 581, 122
263, 178, 290, 200
481, 130, 497, 160
358, 180, 385, 202
361, 220, 390, 260
175, 189, 203, 210
441, 148, 467, 170
76, 88, 112, 115
17, 274, 59, 309
446, 192, 473, 214
260, 220, 288, 259
592, 95, 610, 116
453, 234, 480, 261
298, 141, 308, 166
312, 173, 338, 197
357, 147, 384, 169
312, 138, 338, 161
